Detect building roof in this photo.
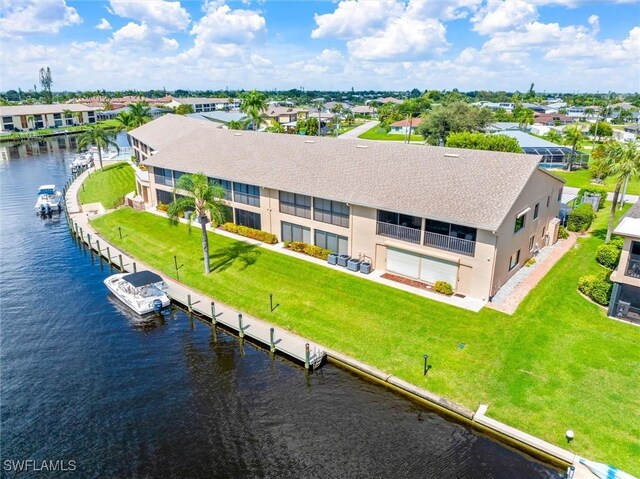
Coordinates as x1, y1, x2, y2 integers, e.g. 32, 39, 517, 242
390, 118, 423, 127
136, 119, 556, 231
128, 114, 218, 150
265, 106, 307, 117
351, 105, 377, 114
171, 97, 238, 105
534, 113, 574, 123
496, 130, 562, 148
0, 104, 98, 116
187, 111, 248, 124
614, 201, 640, 238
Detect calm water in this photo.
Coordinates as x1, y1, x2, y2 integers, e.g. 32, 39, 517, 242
0, 137, 563, 478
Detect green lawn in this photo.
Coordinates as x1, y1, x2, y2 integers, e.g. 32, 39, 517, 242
553, 169, 640, 196
91, 206, 640, 474
358, 125, 424, 142
78, 162, 135, 208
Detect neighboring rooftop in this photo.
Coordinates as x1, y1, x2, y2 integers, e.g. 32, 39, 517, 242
496, 130, 563, 149
187, 111, 248, 124
390, 118, 424, 127
614, 201, 640, 238
171, 97, 239, 105
135, 120, 556, 231
129, 114, 218, 150
0, 104, 98, 115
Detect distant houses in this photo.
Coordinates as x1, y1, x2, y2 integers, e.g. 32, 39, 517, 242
165, 97, 241, 112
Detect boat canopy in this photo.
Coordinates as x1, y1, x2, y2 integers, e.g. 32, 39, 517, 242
37, 185, 56, 195
122, 271, 164, 287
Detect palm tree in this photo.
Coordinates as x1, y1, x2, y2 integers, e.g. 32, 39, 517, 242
128, 101, 152, 128
563, 124, 585, 171
167, 173, 227, 274
265, 120, 285, 133
26, 114, 35, 130
114, 111, 137, 132
228, 118, 250, 130
240, 90, 267, 130
62, 109, 74, 126
103, 99, 114, 111
75, 111, 84, 125
543, 129, 562, 144
77, 124, 119, 170
604, 142, 640, 242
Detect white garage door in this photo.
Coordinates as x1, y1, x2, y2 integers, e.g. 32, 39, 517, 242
420, 256, 458, 287
387, 248, 420, 278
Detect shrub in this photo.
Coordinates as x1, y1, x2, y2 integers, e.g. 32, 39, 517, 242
284, 241, 331, 260
578, 271, 613, 306
525, 257, 537, 267
566, 203, 595, 232
609, 237, 624, 249
156, 203, 168, 212
434, 281, 454, 296
222, 223, 278, 244
596, 244, 621, 269
558, 225, 569, 239
578, 187, 607, 210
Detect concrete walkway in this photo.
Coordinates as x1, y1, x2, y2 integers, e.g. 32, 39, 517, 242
487, 234, 578, 315
336, 120, 379, 139
564, 186, 638, 204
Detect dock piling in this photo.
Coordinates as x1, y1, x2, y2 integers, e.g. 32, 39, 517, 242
119, 254, 123, 271
270, 327, 276, 353
305, 343, 310, 370
187, 294, 192, 313
423, 354, 429, 376
107, 247, 112, 271
238, 313, 244, 338
210, 302, 216, 325
118, 227, 122, 240
133, 262, 137, 273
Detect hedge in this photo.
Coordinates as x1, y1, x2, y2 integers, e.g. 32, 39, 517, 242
567, 203, 596, 232
223, 223, 278, 244
284, 241, 331, 260
578, 271, 613, 306
596, 244, 622, 269
434, 281, 454, 296
578, 187, 607, 210
558, 225, 569, 239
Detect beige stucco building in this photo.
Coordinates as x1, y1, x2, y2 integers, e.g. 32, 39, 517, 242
129, 115, 564, 302
0, 104, 98, 132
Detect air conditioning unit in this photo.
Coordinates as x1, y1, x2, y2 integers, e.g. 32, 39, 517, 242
617, 301, 631, 317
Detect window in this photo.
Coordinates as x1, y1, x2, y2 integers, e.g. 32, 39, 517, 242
534, 203, 540, 219
509, 250, 520, 271
514, 214, 526, 233
153, 167, 174, 187
280, 191, 311, 219
208, 178, 232, 200
313, 198, 349, 227
235, 208, 261, 230
546, 196, 550, 208
233, 182, 260, 207
315, 229, 348, 255
529, 235, 535, 252
425, 219, 477, 241
281, 221, 310, 243
557, 188, 563, 202
377, 210, 421, 229
156, 189, 173, 205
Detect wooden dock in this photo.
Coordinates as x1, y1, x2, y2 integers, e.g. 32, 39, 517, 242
62, 169, 326, 370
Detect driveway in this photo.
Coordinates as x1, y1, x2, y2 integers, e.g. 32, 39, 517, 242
337, 120, 379, 140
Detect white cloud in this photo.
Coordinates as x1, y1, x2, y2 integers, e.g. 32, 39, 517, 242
95, 18, 112, 30
472, 0, 539, 35
0, 0, 82, 35
318, 49, 343, 65
406, 0, 482, 21
109, 0, 190, 32
112, 22, 149, 43
311, 0, 403, 39
190, 3, 266, 45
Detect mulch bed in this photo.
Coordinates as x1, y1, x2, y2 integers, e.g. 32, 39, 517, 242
381, 273, 434, 291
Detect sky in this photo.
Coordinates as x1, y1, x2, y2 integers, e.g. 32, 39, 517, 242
1, 0, 639, 93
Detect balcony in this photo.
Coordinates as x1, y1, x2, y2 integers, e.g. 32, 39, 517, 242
376, 221, 421, 244
625, 255, 640, 279
424, 231, 476, 256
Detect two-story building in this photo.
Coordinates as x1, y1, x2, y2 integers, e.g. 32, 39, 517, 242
128, 115, 564, 302
0, 104, 98, 132
608, 202, 640, 323
165, 97, 241, 112
264, 106, 308, 126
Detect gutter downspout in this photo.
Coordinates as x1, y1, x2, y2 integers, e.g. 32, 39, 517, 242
488, 231, 499, 301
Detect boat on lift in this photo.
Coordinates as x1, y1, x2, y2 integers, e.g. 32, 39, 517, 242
34, 184, 63, 215
104, 271, 171, 315
70, 152, 94, 173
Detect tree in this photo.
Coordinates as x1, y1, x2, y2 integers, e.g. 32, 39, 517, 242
445, 132, 522, 152
543, 129, 562, 144
416, 102, 494, 145
398, 97, 430, 143
563, 124, 585, 171
62, 109, 74, 126
103, 99, 114, 111
77, 124, 119, 170
603, 142, 640, 242
39, 67, 53, 104
589, 121, 613, 140
75, 111, 84, 125
589, 143, 611, 184
240, 89, 267, 130
128, 101, 152, 128
265, 120, 285, 133
114, 111, 137, 131
175, 104, 194, 115
167, 173, 227, 274
26, 114, 36, 129
228, 118, 250, 130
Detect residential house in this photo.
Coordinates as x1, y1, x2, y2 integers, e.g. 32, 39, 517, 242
165, 97, 241, 112
389, 118, 423, 135
264, 106, 308, 127
533, 113, 574, 126
608, 202, 640, 323
351, 105, 377, 117
96, 106, 171, 121
0, 104, 98, 132
129, 116, 564, 302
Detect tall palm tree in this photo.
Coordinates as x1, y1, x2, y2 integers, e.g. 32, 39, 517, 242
228, 118, 250, 130
77, 124, 119, 170
128, 101, 152, 128
62, 109, 74, 126
240, 90, 267, 130
604, 142, 640, 242
26, 114, 36, 130
167, 173, 227, 274
75, 111, 84, 125
114, 111, 137, 132
563, 124, 585, 171
265, 120, 285, 133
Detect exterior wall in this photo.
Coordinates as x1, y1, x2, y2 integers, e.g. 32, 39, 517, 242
610, 237, 640, 288
0, 111, 94, 132
491, 170, 563, 297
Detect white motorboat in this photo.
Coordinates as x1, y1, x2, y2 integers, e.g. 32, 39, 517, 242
70, 153, 94, 172
34, 184, 63, 215
104, 271, 171, 315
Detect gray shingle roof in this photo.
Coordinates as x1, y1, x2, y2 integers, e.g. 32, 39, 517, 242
136, 118, 553, 231
128, 114, 216, 150
624, 201, 640, 219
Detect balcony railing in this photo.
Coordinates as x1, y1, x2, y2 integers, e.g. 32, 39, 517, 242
626, 256, 640, 279
376, 222, 421, 244
424, 231, 476, 256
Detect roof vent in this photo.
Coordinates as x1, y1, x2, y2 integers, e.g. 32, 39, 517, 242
234, 133, 243, 136
444, 153, 459, 158
304, 140, 315, 144
356, 144, 368, 149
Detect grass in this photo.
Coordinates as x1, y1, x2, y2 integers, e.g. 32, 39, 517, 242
358, 125, 424, 142
91, 206, 640, 474
553, 169, 640, 196
78, 162, 135, 208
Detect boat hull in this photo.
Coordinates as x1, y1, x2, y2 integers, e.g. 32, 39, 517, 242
104, 274, 171, 315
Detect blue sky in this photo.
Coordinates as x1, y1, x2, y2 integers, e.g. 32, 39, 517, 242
1, 0, 638, 92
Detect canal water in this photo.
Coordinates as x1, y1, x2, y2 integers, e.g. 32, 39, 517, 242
0, 136, 563, 478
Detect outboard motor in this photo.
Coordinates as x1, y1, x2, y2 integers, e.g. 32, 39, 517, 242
39, 204, 46, 216
153, 299, 163, 314
45, 204, 52, 217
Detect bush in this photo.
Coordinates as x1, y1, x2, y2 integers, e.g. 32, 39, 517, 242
525, 257, 537, 267
578, 271, 613, 306
609, 237, 624, 249
222, 223, 278, 244
578, 187, 607, 210
566, 203, 596, 232
284, 241, 331, 260
434, 281, 454, 296
558, 225, 569, 239
596, 244, 622, 269
157, 203, 168, 211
